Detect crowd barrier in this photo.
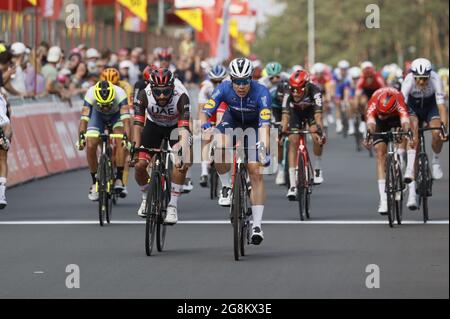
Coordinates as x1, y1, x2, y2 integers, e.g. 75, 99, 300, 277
7, 96, 86, 187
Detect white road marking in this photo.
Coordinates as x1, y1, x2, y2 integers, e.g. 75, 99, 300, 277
33, 271, 45, 274
0, 220, 448, 225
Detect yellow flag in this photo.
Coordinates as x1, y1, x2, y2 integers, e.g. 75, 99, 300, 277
234, 32, 250, 56
229, 19, 238, 39
27, 0, 37, 5
175, 9, 203, 32
118, 0, 148, 22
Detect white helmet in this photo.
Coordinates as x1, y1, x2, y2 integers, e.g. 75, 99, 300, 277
311, 62, 326, 75
349, 66, 361, 79
291, 65, 303, 73
360, 61, 374, 70
337, 60, 350, 69
411, 58, 432, 77
229, 57, 254, 78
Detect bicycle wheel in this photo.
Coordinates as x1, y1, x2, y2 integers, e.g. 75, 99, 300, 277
210, 165, 217, 199
157, 158, 171, 252
239, 171, 248, 257
106, 158, 114, 224
231, 168, 243, 261
97, 155, 107, 227
395, 161, 403, 225
420, 154, 430, 223
354, 118, 362, 152
296, 156, 306, 221
145, 171, 160, 256
386, 156, 395, 228
305, 164, 313, 220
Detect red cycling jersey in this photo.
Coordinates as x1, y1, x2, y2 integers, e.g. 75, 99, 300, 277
366, 87, 410, 125
357, 72, 385, 91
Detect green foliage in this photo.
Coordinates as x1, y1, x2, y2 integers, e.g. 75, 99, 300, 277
253, 0, 449, 69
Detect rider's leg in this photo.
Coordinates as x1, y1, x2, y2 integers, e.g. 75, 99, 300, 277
430, 117, 445, 179
213, 133, 232, 188
375, 141, 388, 211
248, 162, 266, 229
288, 133, 300, 189
113, 125, 125, 183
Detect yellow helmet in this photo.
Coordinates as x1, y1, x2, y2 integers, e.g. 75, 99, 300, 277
94, 80, 115, 105
100, 68, 120, 85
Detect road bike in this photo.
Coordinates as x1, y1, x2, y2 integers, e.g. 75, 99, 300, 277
367, 130, 410, 227
85, 131, 125, 226
416, 123, 447, 223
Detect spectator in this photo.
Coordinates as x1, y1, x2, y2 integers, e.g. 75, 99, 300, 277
9, 42, 29, 95
67, 52, 82, 74
69, 61, 89, 97
0, 43, 25, 97
37, 41, 49, 66
86, 48, 100, 74
118, 48, 130, 63
24, 48, 45, 95
179, 30, 195, 57
119, 60, 133, 82
41, 46, 69, 100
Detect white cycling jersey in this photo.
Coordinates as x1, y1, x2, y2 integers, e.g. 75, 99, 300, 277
0, 94, 10, 127
141, 80, 190, 127
258, 72, 290, 89
401, 71, 445, 105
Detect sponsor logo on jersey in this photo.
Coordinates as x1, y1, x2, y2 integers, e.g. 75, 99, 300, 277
205, 99, 216, 109
260, 108, 271, 121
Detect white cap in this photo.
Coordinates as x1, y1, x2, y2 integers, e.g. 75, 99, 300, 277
119, 60, 133, 69
47, 46, 62, 63
337, 60, 350, 69
86, 48, 100, 59
11, 42, 29, 55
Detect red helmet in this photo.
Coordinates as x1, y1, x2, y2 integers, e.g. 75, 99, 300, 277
289, 70, 310, 91
363, 67, 376, 77
158, 49, 172, 61
143, 64, 157, 82
149, 67, 175, 87
377, 90, 399, 114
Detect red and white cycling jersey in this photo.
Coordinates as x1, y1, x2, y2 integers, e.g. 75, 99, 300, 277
366, 87, 409, 125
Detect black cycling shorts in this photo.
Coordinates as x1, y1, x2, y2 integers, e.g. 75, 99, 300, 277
373, 117, 401, 146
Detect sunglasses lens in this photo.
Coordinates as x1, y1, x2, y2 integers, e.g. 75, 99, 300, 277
232, 78, 251, 85
152, 88, 172, 96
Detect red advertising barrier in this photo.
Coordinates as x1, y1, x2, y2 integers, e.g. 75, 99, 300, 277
8, 97, 87, 187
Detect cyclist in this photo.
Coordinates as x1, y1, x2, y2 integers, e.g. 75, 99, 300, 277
355, 61, 385, 135
333, 60, 353, 135
0, 93, 12, 209
77, 80, 131, 201
282, 70, 326, 200
310, 63, 334, 130
198, 64, 229, 187
364, 87, 417, 213
133, 68, 191, 224
100, 67, 133, 197
401, 58, 448, 181
348, 66, 366, 134
199, 57, 271, 245
259, 62, 289, 89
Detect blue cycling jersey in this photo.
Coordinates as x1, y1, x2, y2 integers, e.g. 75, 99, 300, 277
202, 80, 272, 126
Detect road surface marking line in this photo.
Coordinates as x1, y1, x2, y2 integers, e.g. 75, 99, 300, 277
0, 220, 448, 225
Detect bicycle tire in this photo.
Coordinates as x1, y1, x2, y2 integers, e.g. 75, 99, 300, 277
106, 158, 114, 224
97, 155, 107, 227
296, 156, 306, 221
354, 117, 362, 152
239, 170, 248, 257
157, 156, 171, 252
231, 167, 242, 261
422, 154, 430, 223
210, 165, 217, 199
386, 155, 395, 228
145, 171, 160, 256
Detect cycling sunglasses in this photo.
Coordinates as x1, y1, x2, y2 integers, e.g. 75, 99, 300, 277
270, 75, 280, 81
97, 102, 114, 110
231, 77, 252, 86
414, 75, 430, 80
152, 87, 173, 96
290, 86, 306, 93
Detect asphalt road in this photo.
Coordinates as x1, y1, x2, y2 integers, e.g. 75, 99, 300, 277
1, 130, 448, 299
